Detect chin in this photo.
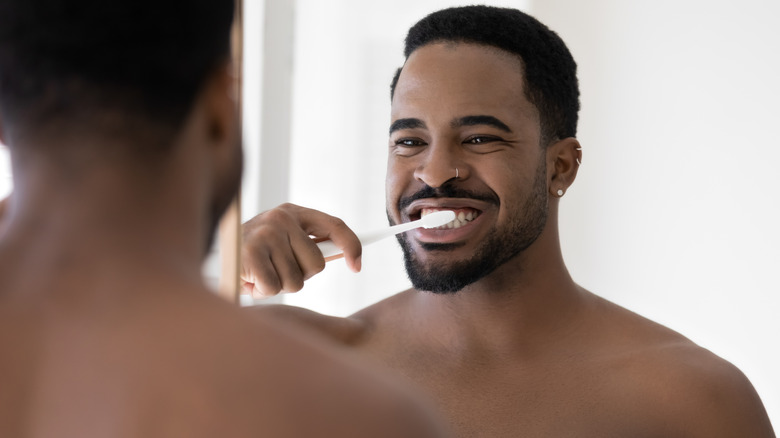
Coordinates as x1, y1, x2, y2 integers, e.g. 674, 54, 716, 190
400, 236, 494, 294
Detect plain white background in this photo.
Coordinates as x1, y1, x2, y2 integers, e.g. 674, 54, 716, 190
2, 0, 777, 430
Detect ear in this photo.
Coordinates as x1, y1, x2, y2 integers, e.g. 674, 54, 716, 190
546, 137, 582, 198
201, 61, 239, 148
196, 61, 242, 211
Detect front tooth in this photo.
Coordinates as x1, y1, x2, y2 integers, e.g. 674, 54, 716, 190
458, 212, 465, 221
453, 219, 463, 229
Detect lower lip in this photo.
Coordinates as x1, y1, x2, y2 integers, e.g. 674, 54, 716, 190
410, 213, 484, 244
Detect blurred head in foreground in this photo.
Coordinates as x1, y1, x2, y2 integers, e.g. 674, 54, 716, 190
0, 0, 240, 250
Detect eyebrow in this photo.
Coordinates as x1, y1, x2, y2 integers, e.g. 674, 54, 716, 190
389, 115, 513, 135
453, 115, 513, 133
389, 118, 426, 135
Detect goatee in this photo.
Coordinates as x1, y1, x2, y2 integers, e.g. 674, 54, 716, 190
395, 159, 548, 294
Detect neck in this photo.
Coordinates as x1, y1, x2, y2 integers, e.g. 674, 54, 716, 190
412, 217, 588, 356
0, 151, 210, 295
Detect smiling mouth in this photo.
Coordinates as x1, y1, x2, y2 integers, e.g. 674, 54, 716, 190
420, 207, 481, 229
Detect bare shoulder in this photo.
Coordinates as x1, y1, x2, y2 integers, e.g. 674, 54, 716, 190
245, 302, 367, 345
236, 301, 448, 437
243, 289, 418, 345
351, 288, 417, 320
586, 295, 775, 437
627, 342, 774, 437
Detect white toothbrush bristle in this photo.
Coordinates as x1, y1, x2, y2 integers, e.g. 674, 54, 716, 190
421, 210, 456, 229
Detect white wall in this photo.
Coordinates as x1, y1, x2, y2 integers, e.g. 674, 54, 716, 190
270, 0, 779, 429
532, 0, 780, 428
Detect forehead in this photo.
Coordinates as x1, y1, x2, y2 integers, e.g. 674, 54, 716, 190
391, 42, 538, 125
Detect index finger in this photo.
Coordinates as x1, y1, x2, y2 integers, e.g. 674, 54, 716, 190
296, 209, 363, 273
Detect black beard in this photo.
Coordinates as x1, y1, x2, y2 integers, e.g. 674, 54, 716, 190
394, 159, 548, 294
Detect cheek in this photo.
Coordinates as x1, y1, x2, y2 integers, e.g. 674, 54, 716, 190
481, 158, 534, 215
385, 158, 410, 214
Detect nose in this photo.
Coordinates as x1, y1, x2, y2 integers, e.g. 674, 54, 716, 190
413, 143, 467, 188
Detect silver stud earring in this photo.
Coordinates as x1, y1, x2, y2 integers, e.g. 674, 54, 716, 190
557, 189, 564, 197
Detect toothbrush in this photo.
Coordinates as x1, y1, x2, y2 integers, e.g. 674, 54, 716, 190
316, 210, 456, 261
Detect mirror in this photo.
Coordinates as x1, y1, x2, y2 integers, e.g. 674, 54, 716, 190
235, 0, 780, 427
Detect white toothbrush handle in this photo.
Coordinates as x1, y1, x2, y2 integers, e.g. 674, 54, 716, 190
315, 228, 401, 259
316, 222, 418, 259
315, 211, 454, 261
316, 240, 343, 259
358, 222, 417, 246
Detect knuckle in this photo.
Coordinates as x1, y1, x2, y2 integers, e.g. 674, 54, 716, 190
260, 208, 291, 225
259, 278, 282, 296
283, 277, 304, 293
303, 260, 325, 280
328, 217, 348, 230
240, 247, 271, 272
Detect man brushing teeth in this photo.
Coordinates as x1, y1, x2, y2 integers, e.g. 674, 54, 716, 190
241, 5, 774, 437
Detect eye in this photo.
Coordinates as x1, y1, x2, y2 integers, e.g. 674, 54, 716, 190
394, 138, 427, 147
464, 135, 500, 144
390, 137, 427, 157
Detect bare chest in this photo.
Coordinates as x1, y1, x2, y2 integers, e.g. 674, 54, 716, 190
356, 341, 677, 438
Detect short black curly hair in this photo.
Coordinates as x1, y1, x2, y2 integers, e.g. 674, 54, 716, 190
390, 5, 580, 145
0, 0, 234, 147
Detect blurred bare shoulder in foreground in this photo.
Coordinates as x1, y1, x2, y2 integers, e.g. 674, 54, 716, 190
0, 276, 443, 437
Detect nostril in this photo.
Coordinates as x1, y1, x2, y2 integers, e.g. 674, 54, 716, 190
414, 163, 462, 188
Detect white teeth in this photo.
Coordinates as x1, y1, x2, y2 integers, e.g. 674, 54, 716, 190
419, 207, 480, 229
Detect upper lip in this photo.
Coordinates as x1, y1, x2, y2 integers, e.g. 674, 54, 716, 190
406, 198, 493, 219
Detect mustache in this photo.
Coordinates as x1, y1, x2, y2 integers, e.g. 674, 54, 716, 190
398, 183, 500, 211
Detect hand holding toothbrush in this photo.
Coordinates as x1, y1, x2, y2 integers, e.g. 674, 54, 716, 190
241, 203, 363, 298
314, 210, 455, 261
240, 204, 455, 298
